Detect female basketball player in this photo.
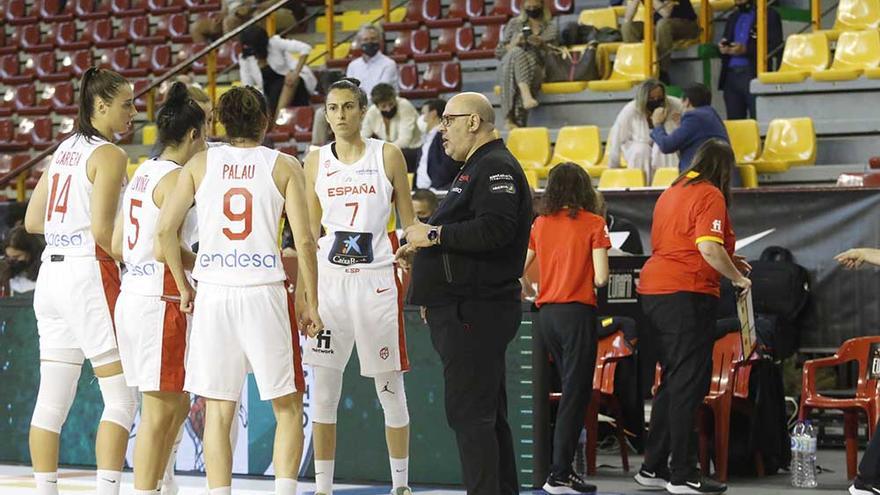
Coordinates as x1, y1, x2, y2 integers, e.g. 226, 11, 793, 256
302, 77, 416, 495
24, 67, 138, 495
111, 82, 206, 495
155, 86, 321, 495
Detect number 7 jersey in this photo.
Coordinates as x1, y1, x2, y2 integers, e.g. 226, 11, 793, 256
315, 138, 394, 271
192, 144, 286, 286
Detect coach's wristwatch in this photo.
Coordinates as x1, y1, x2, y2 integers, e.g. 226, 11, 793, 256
427, 226, 442, 246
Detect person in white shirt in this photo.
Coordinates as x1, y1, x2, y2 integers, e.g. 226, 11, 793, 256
312, 24, 400, 146
414, 98, 459, 190
361, 84, 421, 171
239, 25, 317, 117
606, 79, 682, 184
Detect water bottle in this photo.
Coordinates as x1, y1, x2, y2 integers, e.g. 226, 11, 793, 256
791, 421, 805, 487
804, 421, 818, 487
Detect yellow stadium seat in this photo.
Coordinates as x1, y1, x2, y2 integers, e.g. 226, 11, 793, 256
723, 119, 761, 164
738, 164, 758, 188
598, 168, 646, 189
550, 126, 603, 173
390, 6, 406, 22
757, 33, 829, 84
137, 156, 148, 164
524, 169, 539, 189
578, 7, 618, 29
818, 0, 880, 41
751, 118, 816, 173
588, 43, 652, 91
316, 16, 330, 33
341, 11, 365, 31
142, 124, 157, 146
812, 30, 880, 81
407, 173, 414, 185
507, 127, 551, 174
215, 84, 233, 103
651, 167, 680, 187
541, 81, 590, 94
126, 162, 140, 180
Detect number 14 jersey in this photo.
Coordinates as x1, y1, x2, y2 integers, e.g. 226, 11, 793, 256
315, 138, 394, 272
193, 144, 286, 286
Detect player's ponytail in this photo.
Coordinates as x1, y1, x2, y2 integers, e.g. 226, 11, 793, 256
76, 67, 129, 141
156, 82, 206, 148
217, 86, 269, 142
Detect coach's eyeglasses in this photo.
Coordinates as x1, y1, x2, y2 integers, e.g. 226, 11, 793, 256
440, 114, 473, 127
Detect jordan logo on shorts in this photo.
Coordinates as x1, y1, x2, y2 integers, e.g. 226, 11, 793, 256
313, 330, 333, 354
380, 381, 394, 395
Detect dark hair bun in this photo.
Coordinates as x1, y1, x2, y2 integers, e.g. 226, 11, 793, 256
164, 82, 190, 108
342, 77, 361, 87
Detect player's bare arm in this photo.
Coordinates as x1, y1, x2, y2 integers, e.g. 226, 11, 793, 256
111, 212, 124, 261
303, 150, 324, 245
383, 143, 415, 230
89, 144, 128, 258
24, 172, 49, 235
153, 169, 196, 272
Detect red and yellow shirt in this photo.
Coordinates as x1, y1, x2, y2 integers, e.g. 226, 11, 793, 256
638, 174, 735, 297
528, 209, 611, 307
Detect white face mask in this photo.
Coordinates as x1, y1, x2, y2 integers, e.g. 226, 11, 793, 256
417, 114, 429, 134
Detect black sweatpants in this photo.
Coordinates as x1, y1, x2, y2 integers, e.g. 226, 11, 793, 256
426, 299, 522, 495
859, 419, 880, 483
641, 292, 718, 482
722, 67, 757, 120
539, 303, 598, 477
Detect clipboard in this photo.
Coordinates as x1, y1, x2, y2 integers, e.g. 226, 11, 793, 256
737, 289, 757, 360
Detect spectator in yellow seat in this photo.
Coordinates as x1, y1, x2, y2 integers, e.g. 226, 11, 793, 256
496, 0, 558, 129
621, 0, 700, 83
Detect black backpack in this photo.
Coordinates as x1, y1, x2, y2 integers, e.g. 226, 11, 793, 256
748, 246, 810, 322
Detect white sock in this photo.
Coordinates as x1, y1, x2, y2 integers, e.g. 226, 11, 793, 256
390, 457, 409, 489
315, 459, 335, 494
34, 472, 58, 495
96, 470, 122, 495
209, 488, 232, 495
162, 427, 182, 495
275, 477, 298, 495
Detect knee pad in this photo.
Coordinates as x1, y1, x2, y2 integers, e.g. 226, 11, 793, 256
373, 372, 409, 428
97, 373, 139, 432
90, 349, 121, 368
310, 366, 343, 424
31, 361, 81, 433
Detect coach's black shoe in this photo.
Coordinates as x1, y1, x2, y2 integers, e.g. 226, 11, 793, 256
666, 476, 727, 494
633, 466, 670, 490
850, 476, 880, 495
543, 471, 597, 494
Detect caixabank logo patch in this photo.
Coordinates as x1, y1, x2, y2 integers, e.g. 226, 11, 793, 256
329, 231, 374, 266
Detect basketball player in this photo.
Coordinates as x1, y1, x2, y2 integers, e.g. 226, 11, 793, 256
23, 67, 139, 495
111, 82, 205, 495
155, 86, 321, 495
303, 77, 416, 495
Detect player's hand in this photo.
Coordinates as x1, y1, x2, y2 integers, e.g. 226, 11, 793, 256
180, 281, 195, 314
835, 248, 867, 270
403, 220, 434, 248
732, 275, 751, 292
651, 106, 668, 127
395, 243, 417, 271
299, 304, 323, 337
733, 254, 752, 274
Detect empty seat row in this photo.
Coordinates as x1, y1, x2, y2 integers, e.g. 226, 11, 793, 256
389, 26, 501, 63
398, 62, 462, 98
0, 117, 74, 152
759, 30, 880, 84
4, 0, 220, 24
383, 0, 572, 32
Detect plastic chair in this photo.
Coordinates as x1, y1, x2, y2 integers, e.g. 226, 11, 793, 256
598, 168, 646, 188
0, 30, 16, 56
818, 0, 880, 41
123, 16, 166, 45
0, 55, 34, 84
757, 33, 829, 84
549, 125, 605, 178
472, 0, 509, 24
111, 0, 147, 16
738, 164, 758, 188
507, 127, 551, 171
419, 28, 460, 62
61, 50, 93, 78
384, 0, 442, 31
523, 169, 538, 189
447, 0, 485, 23
420, 62, 461, 93
139, 45, 173, 75
578, 7, 618, 29
812, 30, 880, 82
723, 119, 761, 164
800, 336, 880, 479
13, 85, 49, 116
291, 106, 314, 141
47, 81, 78, 114
751, 117, 816, 173
5, 0, 38, 25
50, 21, 90, 51
651, 167, 680, 187
14, 25, 53, 53
74, 0, 112, 19
161, 13, 192, 43
37, 0, 76, 21
147, 0, 184, 14
391, 30, 431, 63
458, 24, 501, 60
35, 52, 71, 83
83, 18, 127, 48
588, 43, 652, 91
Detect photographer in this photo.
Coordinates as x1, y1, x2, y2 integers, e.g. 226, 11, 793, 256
0, 226, 44, 296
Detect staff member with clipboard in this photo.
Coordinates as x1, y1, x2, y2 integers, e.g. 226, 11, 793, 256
634, 139, 751, 495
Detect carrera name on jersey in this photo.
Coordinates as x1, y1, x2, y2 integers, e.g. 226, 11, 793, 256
198, 249, 279, 269
326, 183, 377, 197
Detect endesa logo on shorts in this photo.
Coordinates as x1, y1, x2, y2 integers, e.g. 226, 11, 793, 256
198, 249, 279, 269
45, 232, 84, 247
125, 261, 158, 277
328, 231, 374, 266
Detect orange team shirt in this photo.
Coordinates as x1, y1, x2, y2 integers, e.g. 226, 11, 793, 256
637, 173, 735, 297
528, 209, 612, 307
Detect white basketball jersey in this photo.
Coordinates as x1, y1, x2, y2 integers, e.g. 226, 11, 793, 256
42, 134, 118, 259
192, 144, 286, 286
315, 138, 394, 271
120, 158, 182, 296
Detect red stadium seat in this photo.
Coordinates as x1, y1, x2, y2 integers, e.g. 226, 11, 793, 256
44, 82, 78, 115
459, 24, 501, 59
183, 0, 222, 12
83, 19, 127, 48
181, 43, 209, 74
50, 21, 91, 50
391, 30, 431, 63
267, 113, 294, 143
0, 87, 14, 117
74, 0, 111, 19
14, 85, 51, 116
398, 64, 439, 99
133, 79, 152, 112
384, 0, 443, 31
60, 50, 93, 78
111, 0, 147, 16
13, 25, 54, 53
35, 52, 71, 82
161, 13, 193, 43
5, 0, 38, 25
291, 106, 314, 141
426, 0, 466, 28
37, 0, 75, 21
417, 28, 460, 61
0, 29, 17, 55
138, 45, 173, 75
0, 119, 28, 151
472, 0, 511, 24
18, 117, 54, 149
550, 0, 573, 14
147, 0, 184, 14
103, 47, 149, 77
421, 62, 461, 93
123, 17, 167, 45
217, 41, 241, 69
0, 55, 34, 84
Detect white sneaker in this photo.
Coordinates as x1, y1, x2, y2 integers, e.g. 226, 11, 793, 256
391, 488, 413, 495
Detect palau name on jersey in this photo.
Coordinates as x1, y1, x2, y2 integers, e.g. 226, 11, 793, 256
198, 250, 278, 269
222, 164, 255, 180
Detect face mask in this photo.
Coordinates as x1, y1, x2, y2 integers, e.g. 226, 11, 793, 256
417, 115, 429, 133
525, 7, 543, 18
361, 42, 380, 57
381, 106, 398, 119
418, 216, 432, 223
646, 98, 665, 113
7, 260, 26, 276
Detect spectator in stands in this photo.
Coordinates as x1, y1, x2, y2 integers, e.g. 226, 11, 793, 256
606, 79, 682, 183
496, 0, 559, 129
0, 226, 44, 296
412, 189, 439, 223
361, 83, 422, 169
415, 99, 460, 190
650, 83, 730, 172
239, 25, 316, 118
621, 0, 700, 83
191, 0, 305, 43
718, 0, 783, 119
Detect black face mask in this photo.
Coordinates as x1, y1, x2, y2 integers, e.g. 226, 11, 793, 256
7, 260, 27, 276
525, 7, 543, 18
646, 98, 665, 113
381, 106, 398, 119
418, 216, 432, 223
361, 42, 380, 57
736, 1, 753, 11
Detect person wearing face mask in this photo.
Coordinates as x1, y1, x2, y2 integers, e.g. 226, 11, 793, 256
606, 79, 683, 184
718, 0, 782, 119
0, 226, 44, 296
496, 0, 558, 129
361, 83, 422, 170
415, 99, 460, 190
412, 189, 439, 223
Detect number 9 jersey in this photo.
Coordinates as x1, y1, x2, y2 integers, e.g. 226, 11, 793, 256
192, 144, 286, 286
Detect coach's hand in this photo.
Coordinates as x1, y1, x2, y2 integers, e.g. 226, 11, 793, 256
180, 281, 195, 314
395, 243, 417, 271
404, 219, 437, 248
